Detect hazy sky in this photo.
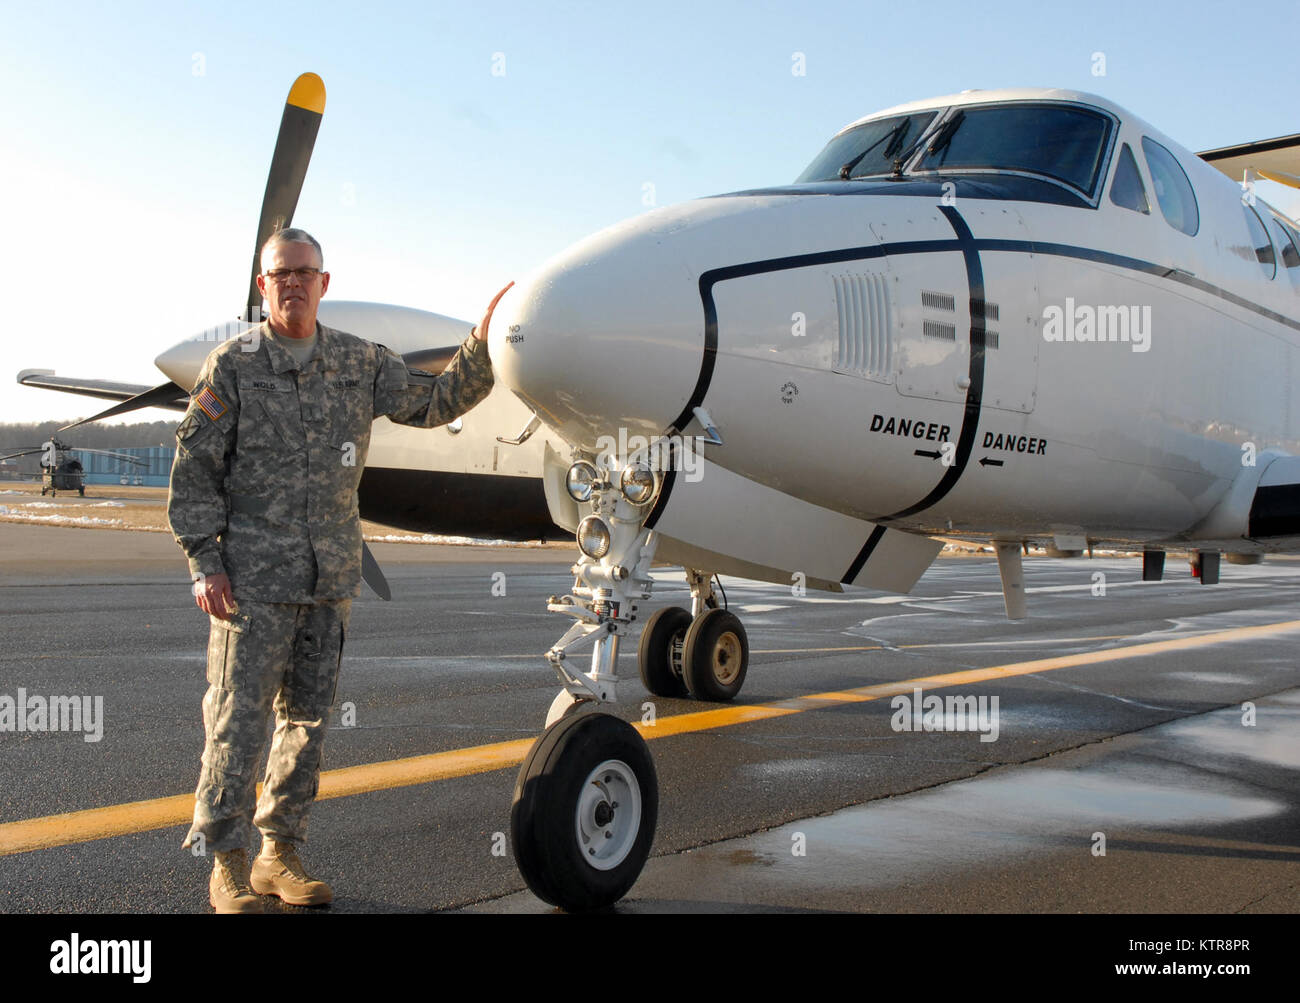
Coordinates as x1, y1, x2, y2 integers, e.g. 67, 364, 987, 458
2, 0, 1297, 423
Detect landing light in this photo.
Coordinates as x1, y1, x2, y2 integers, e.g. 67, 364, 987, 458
577, 516, 612, 560
619, 462, 658, 506
566, 461, 601, 502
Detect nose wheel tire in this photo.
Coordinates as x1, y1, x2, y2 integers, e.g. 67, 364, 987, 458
637, 605, 692, 697
682, 608, 749, 702
511, 711, 658, 911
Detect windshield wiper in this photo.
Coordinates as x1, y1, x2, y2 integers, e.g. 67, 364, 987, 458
892, 110, 964, 176
839, 118, 911, 180
924, 110, 965, 162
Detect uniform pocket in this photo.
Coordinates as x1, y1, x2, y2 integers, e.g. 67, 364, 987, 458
205, 614, 248, 690
251, 393, 305, 450
287, 608, 345, 718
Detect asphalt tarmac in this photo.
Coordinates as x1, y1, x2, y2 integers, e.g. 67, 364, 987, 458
1, 522, 1297, 915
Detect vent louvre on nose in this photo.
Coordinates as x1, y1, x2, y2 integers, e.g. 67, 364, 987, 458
921, 290, 955, 312
833, 273, 893, 381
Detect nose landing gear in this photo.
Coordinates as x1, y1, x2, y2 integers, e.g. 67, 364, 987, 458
510, 449, 751, 910
511, 711, 658, 912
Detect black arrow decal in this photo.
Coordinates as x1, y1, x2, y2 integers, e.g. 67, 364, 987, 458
979, 457, 1004, 467
914, 449, 942, 460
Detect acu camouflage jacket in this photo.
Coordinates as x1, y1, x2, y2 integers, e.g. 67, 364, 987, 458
167, 322, 494, 602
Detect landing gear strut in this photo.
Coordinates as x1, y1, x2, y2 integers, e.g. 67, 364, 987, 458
510, 445, 750, 910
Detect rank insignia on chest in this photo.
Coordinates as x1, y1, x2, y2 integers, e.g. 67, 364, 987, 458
195, 385, 228, 421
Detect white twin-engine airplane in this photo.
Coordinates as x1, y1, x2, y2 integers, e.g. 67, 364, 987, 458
20, 78, 1300, 911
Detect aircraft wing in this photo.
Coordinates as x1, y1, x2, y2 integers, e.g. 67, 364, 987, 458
17, 370, 189, 431
18, 370, 187, 409
1198, 133, 1300, 190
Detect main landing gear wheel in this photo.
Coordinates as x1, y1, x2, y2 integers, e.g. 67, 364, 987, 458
511, 711, 658, 912
637, 605, 692, 697
682, 608, 749, 702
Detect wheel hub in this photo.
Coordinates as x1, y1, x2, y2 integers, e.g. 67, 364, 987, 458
712, 631, 742, 685
576, 759, 642, 871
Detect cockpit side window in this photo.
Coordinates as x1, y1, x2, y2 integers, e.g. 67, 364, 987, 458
1242, 205, 1276, 278
1268, 216, 1300, 270
910, 103, 1114, 197
1109, 143, 1150, 214
1141, 137, 1199, 236
795, 112, 939, 183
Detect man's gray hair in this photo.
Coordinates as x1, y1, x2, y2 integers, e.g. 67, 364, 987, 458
260, 228, 323, 271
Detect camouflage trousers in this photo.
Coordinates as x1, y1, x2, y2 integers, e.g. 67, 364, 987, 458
183, 599, 351, 853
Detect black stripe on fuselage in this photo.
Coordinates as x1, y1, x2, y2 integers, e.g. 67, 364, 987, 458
646, 238, 953, 531
977, 239, 1300, 333
646, 213, 1300, 538
840, 206, 987, 581
842, 524, 887, 584
876, 205, 987, 522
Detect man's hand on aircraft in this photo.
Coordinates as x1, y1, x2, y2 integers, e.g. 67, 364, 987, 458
194, 572, 237, 620
472, 281, 515, 342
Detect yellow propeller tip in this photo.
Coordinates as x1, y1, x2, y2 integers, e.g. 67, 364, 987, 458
287, 72, 326, 114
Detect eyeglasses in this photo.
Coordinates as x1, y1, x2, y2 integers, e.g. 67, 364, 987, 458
263, 267, 323, 283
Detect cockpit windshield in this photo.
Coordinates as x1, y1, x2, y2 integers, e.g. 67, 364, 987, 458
795, 101, 1115, 199
794, 112, 938, 183
910, 103, 1114, 196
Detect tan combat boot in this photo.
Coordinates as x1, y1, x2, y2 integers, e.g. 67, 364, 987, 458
250, 839, 333, 906
209, 849, 263, 914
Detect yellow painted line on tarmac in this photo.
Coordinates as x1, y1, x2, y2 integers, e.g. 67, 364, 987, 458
0, 739, 540, 860
750, 633, 1132, 655
3, 617, 1298, 858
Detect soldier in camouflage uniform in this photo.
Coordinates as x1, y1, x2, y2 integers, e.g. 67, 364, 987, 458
168, 227, 511, 913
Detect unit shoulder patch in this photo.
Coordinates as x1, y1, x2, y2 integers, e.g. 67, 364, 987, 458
176, 413, 201, 441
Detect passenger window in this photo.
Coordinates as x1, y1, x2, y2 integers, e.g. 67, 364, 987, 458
1141, 137, 1199, 236
1243, 206, 1276, 278
1109, 143, 1149, 213
1269, 217, 1300, 270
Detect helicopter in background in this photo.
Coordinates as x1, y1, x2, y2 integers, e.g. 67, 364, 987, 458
0, 438, 147, 497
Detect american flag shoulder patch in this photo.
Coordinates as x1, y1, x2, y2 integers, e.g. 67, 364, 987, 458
195, 385, 227, 421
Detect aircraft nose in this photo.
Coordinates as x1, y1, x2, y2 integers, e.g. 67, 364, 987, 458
154, 320, 259, 389
490, 223, 705, 450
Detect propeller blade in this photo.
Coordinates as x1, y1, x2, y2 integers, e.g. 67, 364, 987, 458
1257, 166, 1300, 191
58, 380, 187, 431
361, 540, 392, 601
244, 72, 327, 322
0, 447, 46, 463
401, 345, 459, 374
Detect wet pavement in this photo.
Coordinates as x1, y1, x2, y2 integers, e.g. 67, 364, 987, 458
1, 523, 1298, 914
